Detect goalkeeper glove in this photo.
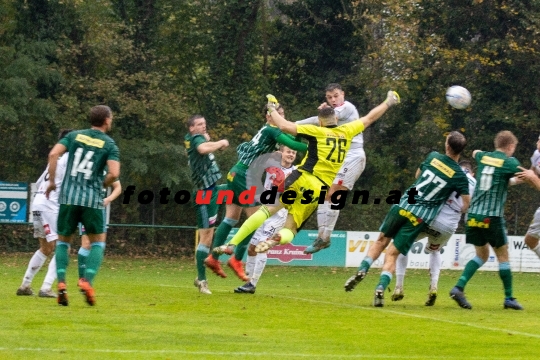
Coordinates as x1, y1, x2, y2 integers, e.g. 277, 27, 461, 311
384, 91, 400, 107
266, 94, 280, 114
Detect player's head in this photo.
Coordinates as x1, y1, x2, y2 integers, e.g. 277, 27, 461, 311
325, 83, 345, 108
445, 131, 467, 156
58, 129, 74, 140
459, 160, 474, 176
264, 104, 284, 122
278, 144, 297, 167
187, 114, 206, 135
90, 105, 113, 131
494, 130, 518, 155
318, 107, 337, 127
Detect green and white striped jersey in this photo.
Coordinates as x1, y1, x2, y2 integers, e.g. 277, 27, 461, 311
399, 151, 470, 224
236, 124, 282, 166
468, 150, 520, 217
59, 129, 120, 209
184, 133, 222, 190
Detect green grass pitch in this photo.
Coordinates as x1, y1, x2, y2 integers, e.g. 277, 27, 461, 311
1, 254, 539, 359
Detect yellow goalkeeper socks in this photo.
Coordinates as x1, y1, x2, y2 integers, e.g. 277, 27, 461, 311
229, 206, 271, 246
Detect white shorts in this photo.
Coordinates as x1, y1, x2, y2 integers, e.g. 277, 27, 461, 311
32, 211, 58, 242
333, 148, 366, 190
416, 220, 456, 252
250, 209, 288, 246
526, 207, 540, 239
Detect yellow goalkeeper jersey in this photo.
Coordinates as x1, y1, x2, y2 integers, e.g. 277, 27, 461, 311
296, 120, 364, 186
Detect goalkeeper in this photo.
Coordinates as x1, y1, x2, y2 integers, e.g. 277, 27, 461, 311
214, 90, 400, 255
204, 104, 308, 281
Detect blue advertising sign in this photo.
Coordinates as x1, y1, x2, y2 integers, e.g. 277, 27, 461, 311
0, 182, 28, 223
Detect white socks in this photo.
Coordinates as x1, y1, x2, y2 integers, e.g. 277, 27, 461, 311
429, 251, 442, 289
395, 253, 408, 288
21, 250, 47, 287
317, 201, 340, 241
245, 255, 256, 277
41, 255, 57, 291
250, 253, 267, 286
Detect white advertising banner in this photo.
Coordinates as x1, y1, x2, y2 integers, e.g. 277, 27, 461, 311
346, 232, 540, 272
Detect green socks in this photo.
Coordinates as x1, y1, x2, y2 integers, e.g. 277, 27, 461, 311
359, 256, 373, 272
499, 262, 513, 298
377, 271, 393, 291
84, 242, 105, 285
196, 244, 210, 280
55, 241, 70, 283
78, 247, 91, 279
211, 219, 235, 260
456, 256, 484, 289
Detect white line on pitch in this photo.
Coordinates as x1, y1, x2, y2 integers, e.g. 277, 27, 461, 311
159, 284, 540, 339
0, 347, 514, 359
272, 294, 540, 339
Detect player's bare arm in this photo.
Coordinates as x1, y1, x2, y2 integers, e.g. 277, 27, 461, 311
45, 143, 67, 198
104, 160, 120, 188
197, 139, 229, 155
460, 194, 471, 213
104, 180, 122, 207
516, 167, 540, 190
359, 91, 400, 129
269, 108, 297, 135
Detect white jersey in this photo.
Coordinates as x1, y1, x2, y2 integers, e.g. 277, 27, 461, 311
531, 150, 540, 175
296, 101, 363, 148
264, 165, 296, 190
31, 153, 68, 213
431, 171, 476, 231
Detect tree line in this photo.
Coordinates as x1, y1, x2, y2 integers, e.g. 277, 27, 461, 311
1, 0, 540, 252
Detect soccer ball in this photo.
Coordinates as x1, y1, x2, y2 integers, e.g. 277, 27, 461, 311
445, 86, 471, 109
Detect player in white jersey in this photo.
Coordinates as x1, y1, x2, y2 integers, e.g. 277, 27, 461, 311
296, 83, 365, 254
17, 129, 73, 298
234, 145, 297, 294
519, 136, 540, 260
392, 161, 477, 306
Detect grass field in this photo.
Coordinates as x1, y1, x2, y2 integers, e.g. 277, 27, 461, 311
1, 254, 540, 360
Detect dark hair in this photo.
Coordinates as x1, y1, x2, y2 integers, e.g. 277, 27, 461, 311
459, 160, 474, 174
58, 129, 74, 140
318, 107, 335, 118
89, 105, 112, 126
494, 130, 518, 149
447, 131, 467, 155
187, 114, 204, 129
262, 104, 284, 118
325, 83, 343, 92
